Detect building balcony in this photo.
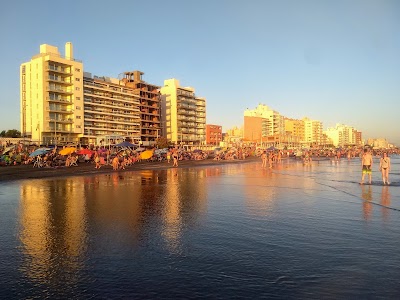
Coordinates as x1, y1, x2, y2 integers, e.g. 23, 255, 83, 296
47, 96, 72, 104
46, 75, 73, 85
46, 65, 73, 75
48, 117, 73, 124
46, 107, 74, 114
46, 86, 73, 94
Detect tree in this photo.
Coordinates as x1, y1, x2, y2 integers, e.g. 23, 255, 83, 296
4, 129, 21, 138
0, 130, 5, 137
155, 137, 169, 149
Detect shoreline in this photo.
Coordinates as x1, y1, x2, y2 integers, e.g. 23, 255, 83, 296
0, 156, 262, 182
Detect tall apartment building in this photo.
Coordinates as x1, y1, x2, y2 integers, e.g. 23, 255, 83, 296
82, 73, 141, 145
243, 104, 285, 141
160, 79, 206, 145
20, 43, 84, 144
284, 118, 305, 141
121, 71, 161, 145
206, 124, 222, 145
303, 117, 323, 145
324, 123, 361, 147
21, 43, 160, 146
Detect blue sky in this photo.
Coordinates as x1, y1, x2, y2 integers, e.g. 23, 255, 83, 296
1, 0, 399, 144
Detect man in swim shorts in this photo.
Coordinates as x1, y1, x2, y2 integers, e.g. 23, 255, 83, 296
360, 148, 373, 185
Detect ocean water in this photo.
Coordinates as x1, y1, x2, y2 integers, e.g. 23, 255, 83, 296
0, 156, 400, 299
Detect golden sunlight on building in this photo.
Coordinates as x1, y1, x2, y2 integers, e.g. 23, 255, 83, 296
160, 79, 206, 145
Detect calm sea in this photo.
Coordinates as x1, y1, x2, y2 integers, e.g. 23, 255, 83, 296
1, 156, 400, 299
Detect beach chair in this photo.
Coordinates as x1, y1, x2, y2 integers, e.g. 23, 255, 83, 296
33, 156, 43, 168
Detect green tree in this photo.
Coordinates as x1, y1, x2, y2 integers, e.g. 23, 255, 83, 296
5, 129, 21, 138
0, 130, 5, 137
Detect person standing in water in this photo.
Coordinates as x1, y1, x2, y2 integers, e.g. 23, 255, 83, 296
360, 148, 373, 185
379, 152, 391, 185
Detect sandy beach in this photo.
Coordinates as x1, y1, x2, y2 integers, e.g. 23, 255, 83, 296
0, 156, 261, 182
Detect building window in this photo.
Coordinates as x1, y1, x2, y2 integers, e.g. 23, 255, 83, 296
76, 125, 81, 128
75, 87, 80, 91
76, 106, 81, 110
75, 68, 81, 72
76, 97, 80, 100
76, 78, 81, 82
76, 116, 81, 119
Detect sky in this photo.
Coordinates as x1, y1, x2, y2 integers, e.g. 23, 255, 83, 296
0, 0, 399, 144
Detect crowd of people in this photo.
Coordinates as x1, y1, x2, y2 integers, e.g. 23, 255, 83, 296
0, 142, 398, 185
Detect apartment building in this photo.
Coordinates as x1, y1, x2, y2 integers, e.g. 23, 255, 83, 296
324, 123, 361, 147
303, 117, 323, 146
21, 43, 161, 146
121, 71, 161, 145
284, 118, 305, 141
20, 43, 84, 144
206, 124, 222, 145
160, 79, 206, 145
82, 73, 141, 145
243, 104, 285, 141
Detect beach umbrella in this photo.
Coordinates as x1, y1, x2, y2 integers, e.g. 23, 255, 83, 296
2, 145, 15, 154
140, 150, 154, 160
59, 147, 77, 155
76, 148, 93, 155
114, 141, 136, 148
29, 148, 50, 157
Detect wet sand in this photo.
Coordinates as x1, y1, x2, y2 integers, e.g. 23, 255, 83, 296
0, 156, 261, 182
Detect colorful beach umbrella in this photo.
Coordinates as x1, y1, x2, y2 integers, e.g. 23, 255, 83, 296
76, 148, 93, 155
140, 150, 154, 160
29, 148, 50, 157
59, 147, 77, 155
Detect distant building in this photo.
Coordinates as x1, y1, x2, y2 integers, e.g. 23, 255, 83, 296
324, 123, 361, 147
303, 117, 323, 146
284, 118, 305, 142
367, 138, 389, 148
160, 79, 206, 145
224, 126, 243, 144
206, 124, 222, 145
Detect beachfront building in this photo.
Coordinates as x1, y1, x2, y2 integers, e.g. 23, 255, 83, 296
160, 79, 206, 145
284, 118, 305, 142
303, 117, 323, 146
121, 71, 161, 146
224, 126, 244, 144
206, 124, 222, 145
21, 43, 161, 146
243, 104, 286, 143
82, 73, 141, 145
324, 123, 361, 147
20, 43, 84, 145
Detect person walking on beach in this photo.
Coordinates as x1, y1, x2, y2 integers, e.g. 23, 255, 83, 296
261, 151, 267, 168
379, 152, 391, 185
360, 148, 373, 185
172, 150, 178, 167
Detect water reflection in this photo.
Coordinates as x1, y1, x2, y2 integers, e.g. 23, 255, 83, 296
17, 168, 209, 290
361, 185, 372, 220
19, 179, 87, 290
381, 186, 391, 222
